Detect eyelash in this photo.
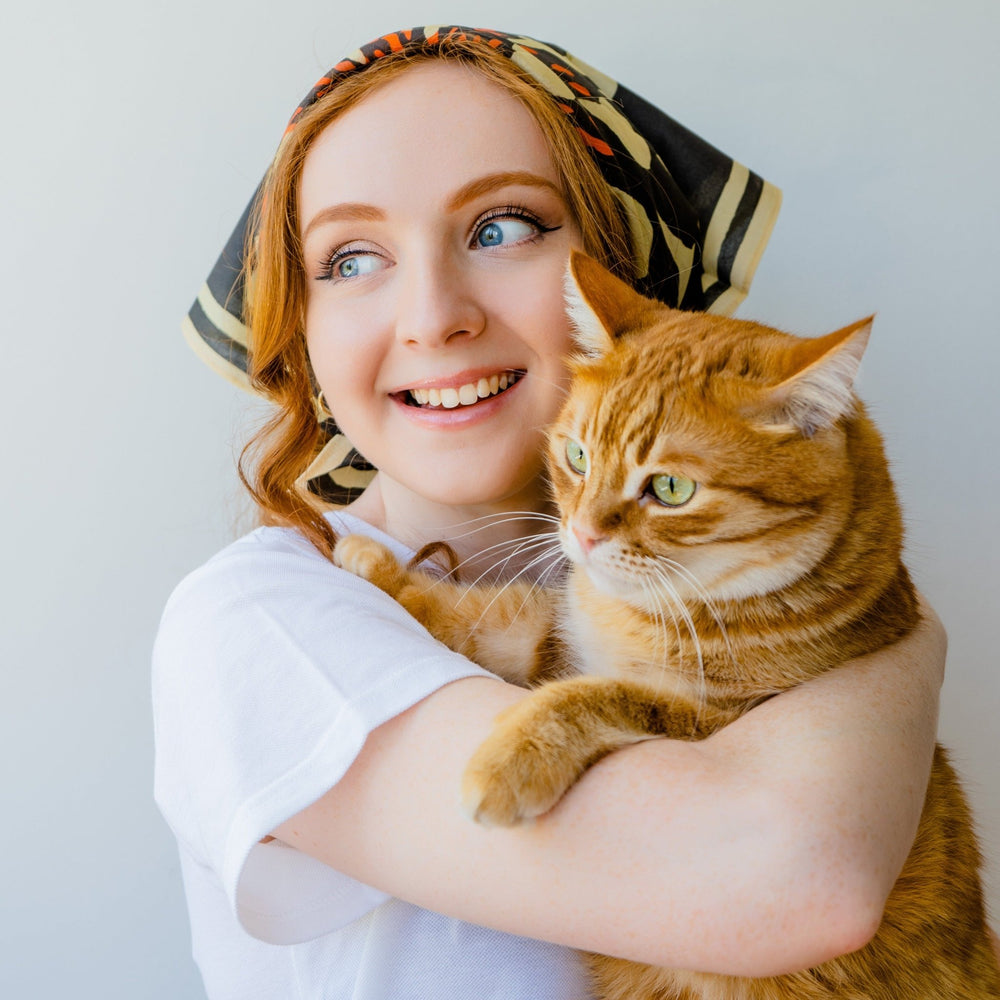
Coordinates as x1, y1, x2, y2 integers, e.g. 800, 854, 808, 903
316, 242, 376, 282
314, 205, 560, 282
469, 204, 559, 246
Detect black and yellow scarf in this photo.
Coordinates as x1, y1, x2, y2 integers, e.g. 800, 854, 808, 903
184, 25, 781, 504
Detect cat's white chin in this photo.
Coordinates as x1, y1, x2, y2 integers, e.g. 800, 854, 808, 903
578, 562, 644, 601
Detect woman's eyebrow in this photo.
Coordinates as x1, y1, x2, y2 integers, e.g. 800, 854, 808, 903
301, 172, 562, 241
302, 203, 385, 241
446, 171, 564, 211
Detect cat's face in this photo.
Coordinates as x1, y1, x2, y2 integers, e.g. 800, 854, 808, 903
549, 254, 872, 608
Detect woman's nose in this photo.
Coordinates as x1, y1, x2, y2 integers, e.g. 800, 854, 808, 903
393, 253, 487, 348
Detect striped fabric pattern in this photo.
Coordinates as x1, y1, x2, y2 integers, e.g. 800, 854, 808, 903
183, 25, 781, 505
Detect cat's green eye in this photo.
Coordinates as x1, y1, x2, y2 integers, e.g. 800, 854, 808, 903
565, 439, 588, 475
650, 473, 696, 507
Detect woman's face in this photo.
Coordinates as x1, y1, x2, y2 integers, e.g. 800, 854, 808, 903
299, 61, 584, 513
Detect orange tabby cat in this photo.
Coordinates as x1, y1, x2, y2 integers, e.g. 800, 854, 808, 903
335, 252, 1000, 998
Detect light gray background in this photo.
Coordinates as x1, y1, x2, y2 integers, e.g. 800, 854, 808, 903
2, 0, 996, 995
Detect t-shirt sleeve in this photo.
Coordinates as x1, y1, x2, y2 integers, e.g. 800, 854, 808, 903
152, 526, 495, 944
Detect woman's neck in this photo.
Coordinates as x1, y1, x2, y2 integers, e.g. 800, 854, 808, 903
345, 474, 561, 583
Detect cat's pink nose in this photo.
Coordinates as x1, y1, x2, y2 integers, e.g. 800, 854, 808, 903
572, 523, 606, 554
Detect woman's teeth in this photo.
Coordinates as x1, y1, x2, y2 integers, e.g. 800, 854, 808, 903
408, 372, 520, 409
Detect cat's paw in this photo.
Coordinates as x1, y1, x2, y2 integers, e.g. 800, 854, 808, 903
460, 702, 581, 827
334, 535, 408, 597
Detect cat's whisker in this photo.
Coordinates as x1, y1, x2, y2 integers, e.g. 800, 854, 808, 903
536, 552, 568, 591
638, 576, 680, 696
464, 532, 563, 587
450, 529, 560, 591
430, 515, 563, 572
646, 575, 702, 715
514, 538, 566, 574
656, 571, 694, 663
443, 510, 562, 541
404, 534, 558, 612
406, 510, 561, 572
500, 547, 569, 635
412, 538, 530, 592
459, 540, 566, 637
650, 564, 706, 709
482, 539, 565, 595
429, 531, 561, 591
440, 515, 559, 562
459, 533, 551, 568
655, 556, 736, 667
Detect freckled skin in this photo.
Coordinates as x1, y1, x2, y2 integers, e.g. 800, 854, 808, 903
336, 255, 1000, 998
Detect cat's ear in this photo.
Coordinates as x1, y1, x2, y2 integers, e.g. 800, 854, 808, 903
564, 251, 660, 358
760, 317, 873, 436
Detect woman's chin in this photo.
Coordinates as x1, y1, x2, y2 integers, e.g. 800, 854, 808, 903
385, 461, 548, 513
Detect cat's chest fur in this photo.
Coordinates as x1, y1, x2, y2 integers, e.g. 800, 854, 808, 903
560, 570, 720, 707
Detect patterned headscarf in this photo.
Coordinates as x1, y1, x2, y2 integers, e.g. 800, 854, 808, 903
184, 25, 781, 504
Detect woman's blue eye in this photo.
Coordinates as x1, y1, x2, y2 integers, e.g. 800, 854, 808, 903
334, 253, 381, 279
475, 217, 537, 248
335, 253, 378, 278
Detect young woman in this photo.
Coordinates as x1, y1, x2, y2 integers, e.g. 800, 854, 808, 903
155, 26, 958, 998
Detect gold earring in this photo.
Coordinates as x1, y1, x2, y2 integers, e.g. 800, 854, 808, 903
316, 390, 333, 418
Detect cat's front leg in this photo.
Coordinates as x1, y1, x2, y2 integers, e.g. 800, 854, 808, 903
334, 534, 554, 687
334, 534, 454, 638
334, 535, 417, 600
462, 676, 671, 827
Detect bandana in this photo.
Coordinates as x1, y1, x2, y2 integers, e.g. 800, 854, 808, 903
183, 25, 781, 505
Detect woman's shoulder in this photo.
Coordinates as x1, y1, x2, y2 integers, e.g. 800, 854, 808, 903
151, 508, 496, 776
152, 508, 476, 693
163, 511, 406, 617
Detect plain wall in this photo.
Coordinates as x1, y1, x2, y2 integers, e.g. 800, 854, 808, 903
2, 0, 996, 995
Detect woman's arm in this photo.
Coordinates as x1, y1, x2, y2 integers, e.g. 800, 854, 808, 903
275, 602, 945, 978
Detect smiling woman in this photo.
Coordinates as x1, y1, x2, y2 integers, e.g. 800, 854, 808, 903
155, 25, 956, 1000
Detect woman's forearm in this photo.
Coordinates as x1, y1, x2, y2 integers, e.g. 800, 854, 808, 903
275, 604, 945, 975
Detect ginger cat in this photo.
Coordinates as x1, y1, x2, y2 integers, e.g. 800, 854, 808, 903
335, 252, 1000, 997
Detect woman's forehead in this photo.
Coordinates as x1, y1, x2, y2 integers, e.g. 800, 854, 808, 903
298, 62, 558, 215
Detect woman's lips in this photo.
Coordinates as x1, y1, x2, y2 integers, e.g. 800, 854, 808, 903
407, 371, 521, 409
390, 369, 525, 424
391, 368, 525, 410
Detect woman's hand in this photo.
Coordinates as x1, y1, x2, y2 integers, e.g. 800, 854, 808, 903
274, 599, 946, 977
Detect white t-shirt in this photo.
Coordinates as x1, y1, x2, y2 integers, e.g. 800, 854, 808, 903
153, 512, 590, 999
